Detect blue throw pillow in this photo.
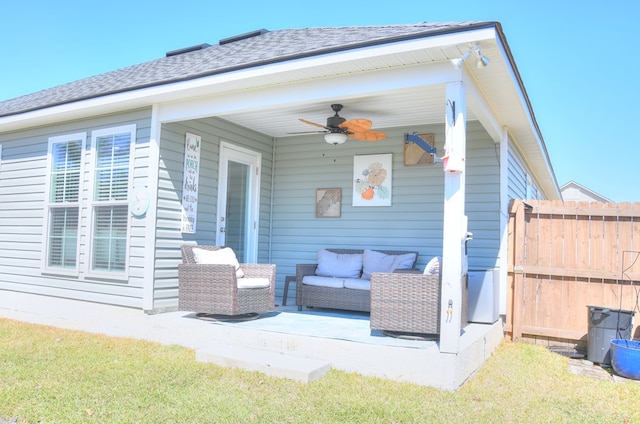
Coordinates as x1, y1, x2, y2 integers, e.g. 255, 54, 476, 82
315, 249, 363, 278
362, 250, 417, 280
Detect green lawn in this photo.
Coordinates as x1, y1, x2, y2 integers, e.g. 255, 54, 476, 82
1, 318, 638, 423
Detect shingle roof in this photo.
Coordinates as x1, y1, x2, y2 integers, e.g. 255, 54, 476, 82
0, 22, 490, 117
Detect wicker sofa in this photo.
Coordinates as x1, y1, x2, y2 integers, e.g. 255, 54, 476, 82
295, 248, 419, 313
178, 245, 275, 317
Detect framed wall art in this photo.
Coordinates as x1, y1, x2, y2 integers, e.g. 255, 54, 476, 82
315, 188, 342, 218
404, 133, 435, 166
353, 153, 392, 207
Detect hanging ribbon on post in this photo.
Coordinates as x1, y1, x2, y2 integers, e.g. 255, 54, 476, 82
442, 99, 465, 173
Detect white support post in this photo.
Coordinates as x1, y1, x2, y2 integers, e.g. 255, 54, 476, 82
439, 81, 467, 354
498, 126, 509, 315
142, 105, 161, 312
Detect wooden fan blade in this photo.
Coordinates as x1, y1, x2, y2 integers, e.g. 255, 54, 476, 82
299, 118, 330, 130
339, 118, 372, 133
348, 130, 387, 142
287, 130, 327, 135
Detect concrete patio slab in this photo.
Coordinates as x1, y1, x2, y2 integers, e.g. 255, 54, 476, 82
0, 290, 504, 390
196, 345, 331, 383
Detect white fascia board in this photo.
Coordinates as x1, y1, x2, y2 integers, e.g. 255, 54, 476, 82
0, 27, 497, 134
155, 26, 498, 121
158, 61, 457, 123
463, 72, 503, 143
491, 35, 560, 199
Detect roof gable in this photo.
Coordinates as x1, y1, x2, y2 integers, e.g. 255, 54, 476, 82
0, 22, 489, 117
560, 181, 612, 203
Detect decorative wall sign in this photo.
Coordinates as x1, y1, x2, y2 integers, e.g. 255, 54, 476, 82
316, 188, 342, 218
181, 132, 201, 233
404, 133, 435, 166
353, 153, 392, 207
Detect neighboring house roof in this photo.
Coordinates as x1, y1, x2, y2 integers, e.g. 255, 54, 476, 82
0, 21, 561, 200
560, 181, 612, 203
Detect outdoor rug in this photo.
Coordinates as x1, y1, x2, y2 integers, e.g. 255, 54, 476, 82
207, 308, 437, 349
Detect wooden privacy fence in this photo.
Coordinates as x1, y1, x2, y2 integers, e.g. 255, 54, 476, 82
506, 199, 640, 345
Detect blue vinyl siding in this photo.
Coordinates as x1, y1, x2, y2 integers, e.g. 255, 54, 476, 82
0, 109, 152, 307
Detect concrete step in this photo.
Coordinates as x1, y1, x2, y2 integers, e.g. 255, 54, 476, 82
195, 345, 331, 383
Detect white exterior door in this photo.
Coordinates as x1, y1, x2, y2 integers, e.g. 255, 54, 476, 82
216, 142, 261, 262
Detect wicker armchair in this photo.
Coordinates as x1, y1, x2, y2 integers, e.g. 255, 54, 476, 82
369, 271, 442, 335
178, 245, 275, 318
370, 270, 468, 335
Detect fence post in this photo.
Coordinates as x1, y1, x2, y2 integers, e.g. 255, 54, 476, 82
509, 199, 526, 342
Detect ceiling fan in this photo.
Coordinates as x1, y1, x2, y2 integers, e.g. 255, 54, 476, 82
293, 104, 387, 144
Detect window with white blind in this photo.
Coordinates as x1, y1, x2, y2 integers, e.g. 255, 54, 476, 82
44, 133, 86, 271
89, 125, 135, 275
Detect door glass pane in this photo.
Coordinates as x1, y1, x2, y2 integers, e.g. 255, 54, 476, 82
226, 161, 249, 261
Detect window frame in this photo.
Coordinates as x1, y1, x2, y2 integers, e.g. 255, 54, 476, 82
86, 124, 136, 279
42, 132, 87, 275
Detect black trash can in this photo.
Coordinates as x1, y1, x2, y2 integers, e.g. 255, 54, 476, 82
587, 306, 634, 365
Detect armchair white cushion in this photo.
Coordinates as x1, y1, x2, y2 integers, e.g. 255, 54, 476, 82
423, 256, 441, 276
192, 247, 244, 278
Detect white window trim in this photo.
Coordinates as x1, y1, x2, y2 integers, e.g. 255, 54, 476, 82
85, 124, 136, 280
41, 132, 87, 275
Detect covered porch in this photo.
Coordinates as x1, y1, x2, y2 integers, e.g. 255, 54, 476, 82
151, 27, 516, 355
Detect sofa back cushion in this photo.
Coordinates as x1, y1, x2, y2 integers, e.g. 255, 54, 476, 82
315, 249, 363, 278
361, 249, 417, 280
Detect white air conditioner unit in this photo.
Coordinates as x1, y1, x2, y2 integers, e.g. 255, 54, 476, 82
467, 269, 500, 324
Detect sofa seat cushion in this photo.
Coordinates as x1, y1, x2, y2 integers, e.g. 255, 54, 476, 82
302, 275, 345, 288
301, 275, 349, 288
343, 278, 370, 291
361, 250, 417, 280
237, 277, 270, 289
315, 249, 363, 278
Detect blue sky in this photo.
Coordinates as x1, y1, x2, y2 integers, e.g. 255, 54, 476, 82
2, 1, 637, 202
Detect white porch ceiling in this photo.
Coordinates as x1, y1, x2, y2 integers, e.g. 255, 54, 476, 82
200, 40, 558, 199
185, 41, 504, 142
219, 85, 456, 139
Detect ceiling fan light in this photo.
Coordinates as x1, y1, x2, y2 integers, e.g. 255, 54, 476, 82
324, 132, 348, 145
